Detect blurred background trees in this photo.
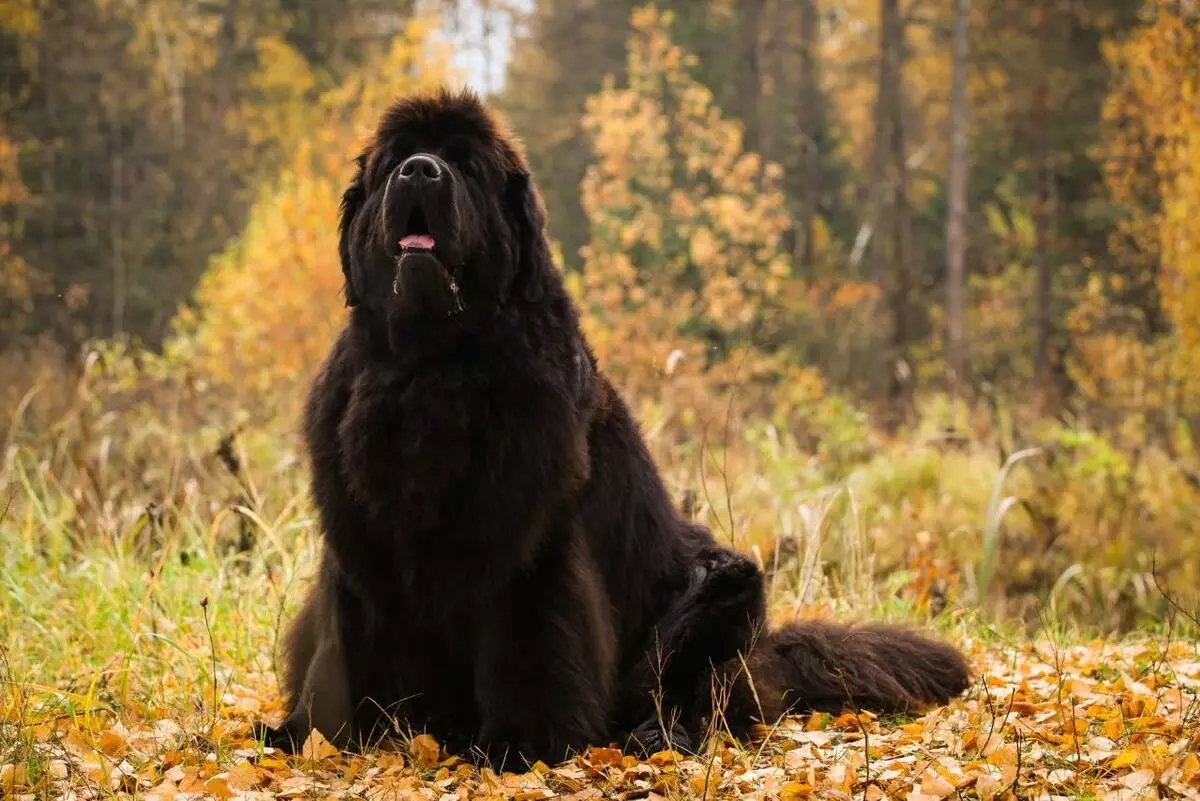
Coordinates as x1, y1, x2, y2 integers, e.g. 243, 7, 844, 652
6, 0, 1192, 422
2, 0, 1200, 625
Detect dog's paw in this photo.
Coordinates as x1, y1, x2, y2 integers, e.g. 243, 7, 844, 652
692, 549, 764, 612
625, 720, 693, 757
252, 720, 302, 753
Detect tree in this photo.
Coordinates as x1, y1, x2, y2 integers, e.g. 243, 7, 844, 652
499, 0, 639, 266
0, 0, 420, 347
881, 0, 912, 427
796, 0, 819, 270
1080, 0, 1200, 425
944, 0, 971, 395
1031, 6, 1054, 404
734, 0, 764, 154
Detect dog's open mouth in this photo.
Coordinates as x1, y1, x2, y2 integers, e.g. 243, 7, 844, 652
398, 207, 436, 254
392, 207, 462, 315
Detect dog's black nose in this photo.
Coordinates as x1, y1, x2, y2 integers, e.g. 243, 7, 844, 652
398, 154, 442, 183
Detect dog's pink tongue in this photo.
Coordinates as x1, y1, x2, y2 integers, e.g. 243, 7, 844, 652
400, 234, 435, 250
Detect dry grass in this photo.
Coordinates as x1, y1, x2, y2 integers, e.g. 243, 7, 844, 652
2, 346, 1199, 799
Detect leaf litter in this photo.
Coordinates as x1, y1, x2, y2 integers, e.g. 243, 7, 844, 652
1, 638, 1198, 800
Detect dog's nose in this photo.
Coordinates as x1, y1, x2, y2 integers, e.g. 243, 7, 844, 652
397, 154, 442, 183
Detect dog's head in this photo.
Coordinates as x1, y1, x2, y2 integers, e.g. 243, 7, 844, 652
337, 87, 550, 325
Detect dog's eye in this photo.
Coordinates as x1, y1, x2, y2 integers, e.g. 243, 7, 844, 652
370, 157, 398, 186
457, 159, 479, 179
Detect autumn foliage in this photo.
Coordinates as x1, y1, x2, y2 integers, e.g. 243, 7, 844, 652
2, 3, 1200, 628
573, 7, 878, 440
0, 131, 49, 338
1069, 2, 1200, 427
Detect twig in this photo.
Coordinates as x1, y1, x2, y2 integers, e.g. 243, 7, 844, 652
1151, 558, 1200, 630
1007, 729, 1024, 801
200, 597, 219, 739
0, 487, 16, 526
857, 708, 871, 801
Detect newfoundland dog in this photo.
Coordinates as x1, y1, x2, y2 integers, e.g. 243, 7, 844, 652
256, 87, 970, 766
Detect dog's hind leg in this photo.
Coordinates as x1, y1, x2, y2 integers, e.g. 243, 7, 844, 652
619, 546, 767, 755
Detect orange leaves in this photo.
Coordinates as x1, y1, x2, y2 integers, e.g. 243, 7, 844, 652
409, 732, 443, 769
300, 728, 340, 762
3, 639, 1199, 800
1098, 1, 1200, 392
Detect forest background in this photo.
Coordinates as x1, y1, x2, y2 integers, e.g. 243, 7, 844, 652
2, 0, 1199, 635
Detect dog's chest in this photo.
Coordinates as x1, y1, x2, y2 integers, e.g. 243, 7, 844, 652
337, 359, 542, 530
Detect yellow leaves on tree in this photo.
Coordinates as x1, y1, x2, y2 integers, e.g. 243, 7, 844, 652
0, 131, 49, 334
577, 5, 802, 430
169, 19, 451, 400
1080, 2, 1200, 419
0, 0, 36, 36
1103, 3, 1200, 345
1104, 2, 1200, 324
240, 35, 320, 152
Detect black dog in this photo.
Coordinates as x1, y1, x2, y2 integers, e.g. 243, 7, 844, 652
257, 88, 970, 766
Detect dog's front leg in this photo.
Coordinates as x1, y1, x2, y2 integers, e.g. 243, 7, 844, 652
472, 529, 616, 769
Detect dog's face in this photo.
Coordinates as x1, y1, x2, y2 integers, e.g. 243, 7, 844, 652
337, 88, 549, 326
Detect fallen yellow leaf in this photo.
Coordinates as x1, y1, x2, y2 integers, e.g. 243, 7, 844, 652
0, 763, 28, 792
648, 749, 683, 767
226, 761, 264, 790
205, 774, 235, 800
410, 733, 442, 769
865, 784, 890, 801
97, 728, 128, 757
906, 792, 943, 801
976, 773, 1004, 801
919, 769, 957, 799
1121, 769, 1157, 793
780, 780, 814, 800
1111, 748, 1141, 769
300, 728, 339, 761
586, 746, 623, 766
1178, 752, 1199, 784
144, 778, 178, 801
1047, 768, 1075, 786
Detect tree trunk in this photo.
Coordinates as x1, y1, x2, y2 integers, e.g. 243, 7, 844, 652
945, 0, 971, 397
883, 0, 912, 429
863, 0, 892, 403
737, 0, 764, 153
867, 0, 889, 287
1032, 8, 1054, 404
796, 0, 819, 270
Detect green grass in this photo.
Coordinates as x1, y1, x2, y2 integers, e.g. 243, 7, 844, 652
0, 465, 316, 742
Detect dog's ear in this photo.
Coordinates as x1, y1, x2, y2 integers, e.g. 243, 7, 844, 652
506, 171, 549, 304
338, 154, 367, 307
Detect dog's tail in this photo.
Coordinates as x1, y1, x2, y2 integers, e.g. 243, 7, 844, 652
717, 619, 971, 734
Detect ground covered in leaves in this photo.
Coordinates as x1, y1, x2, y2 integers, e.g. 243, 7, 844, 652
3, 637, 1199, 801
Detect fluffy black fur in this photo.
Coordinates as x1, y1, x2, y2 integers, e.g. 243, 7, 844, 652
257, 87, 970, 767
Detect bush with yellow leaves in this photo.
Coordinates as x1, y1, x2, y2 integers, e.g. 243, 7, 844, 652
578, 6, 793, 433
574, 5, 877, 446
